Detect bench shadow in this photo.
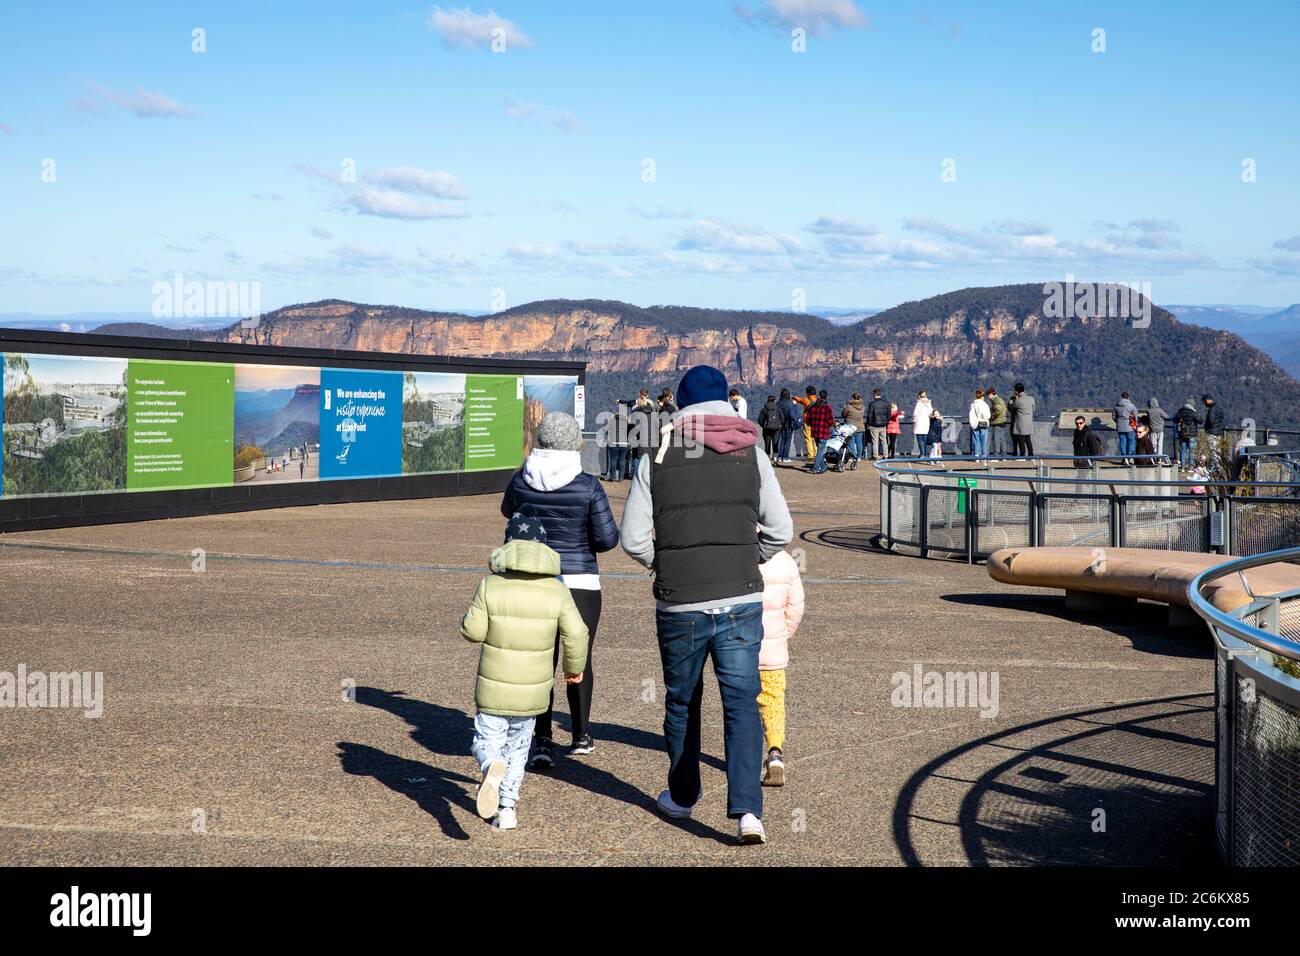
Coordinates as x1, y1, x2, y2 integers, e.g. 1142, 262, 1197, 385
940, 592, 1213, 660
800, 526, 891, 556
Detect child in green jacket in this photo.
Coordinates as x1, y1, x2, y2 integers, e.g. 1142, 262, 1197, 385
460, 509, 589, 830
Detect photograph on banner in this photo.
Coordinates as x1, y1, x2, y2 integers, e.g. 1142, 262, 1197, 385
522, 374, 579, 457
125, 359, 234, 491
402, 371, 466, 475
234, 364, 321, 484
319, 368, 402, 480
1, 352, 127, 498
464, 374, 524, 472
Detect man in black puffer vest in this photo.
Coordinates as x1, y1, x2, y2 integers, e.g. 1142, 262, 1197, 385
620, 365, 793, 846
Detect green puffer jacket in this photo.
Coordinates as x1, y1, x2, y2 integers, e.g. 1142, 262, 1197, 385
988, 393, 1008, 426
460, 539, 589, 717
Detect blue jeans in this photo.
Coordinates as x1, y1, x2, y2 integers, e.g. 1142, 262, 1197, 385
915, 433, 929, 457
971, 426, 988, 459
812, 438, 830, 473
655, 602, 764, 819
1178, 438, 1193, 469
777, 425, 794, 460
1117, 431, 1135, 458
605, 444, 626, 481
471, 712, 535, 809
848, 431, 864, 461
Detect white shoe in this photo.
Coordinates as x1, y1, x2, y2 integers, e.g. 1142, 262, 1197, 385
762, 749, 786, 787
656, 789, 695, 819
737, 813, 766, 845
493, 807, 518, 830
476, 759, 506, 819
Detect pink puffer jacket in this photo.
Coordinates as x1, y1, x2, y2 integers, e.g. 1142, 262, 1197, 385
759, 550, 804, 670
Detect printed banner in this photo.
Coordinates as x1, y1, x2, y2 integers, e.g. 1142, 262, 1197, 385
318, 368, 403, 480
126, 360, 234, 490
465, 374, 525, 472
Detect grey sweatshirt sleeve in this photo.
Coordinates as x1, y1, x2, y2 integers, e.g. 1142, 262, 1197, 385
619, 454, 655, 569
756, 453, 793, 562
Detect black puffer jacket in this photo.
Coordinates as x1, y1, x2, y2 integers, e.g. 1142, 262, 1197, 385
501, 463, 620, 576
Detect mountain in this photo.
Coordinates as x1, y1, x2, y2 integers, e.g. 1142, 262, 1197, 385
38, 287, 1298, 428
1167, 303, 1300, 377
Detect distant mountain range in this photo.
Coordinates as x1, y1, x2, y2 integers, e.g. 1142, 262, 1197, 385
1164, 304, 1300, 378
5, 287, 1298, 426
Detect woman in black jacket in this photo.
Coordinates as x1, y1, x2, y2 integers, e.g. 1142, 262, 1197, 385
501, 411, 619, 768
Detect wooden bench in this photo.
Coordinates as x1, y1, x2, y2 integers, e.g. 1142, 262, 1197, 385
986, 546, 1300, 627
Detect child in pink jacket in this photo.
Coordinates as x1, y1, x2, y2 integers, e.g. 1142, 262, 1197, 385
758, 549, 805, 786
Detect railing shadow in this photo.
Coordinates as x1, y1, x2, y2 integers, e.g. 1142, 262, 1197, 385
892, 693, 1217, 866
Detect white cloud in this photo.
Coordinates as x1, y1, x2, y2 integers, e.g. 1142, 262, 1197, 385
738, 0, 868, 36
347, 184, 471, 220
506, 243, 561, 260
428, 7, 531, 49
0, 122, 13, 136
367, 166, 469, 199
628, 203, 694, 220
677, 219, 804, 255
311, 226, 334, 240
75, 84, 198, 118
504, 97, 582, 132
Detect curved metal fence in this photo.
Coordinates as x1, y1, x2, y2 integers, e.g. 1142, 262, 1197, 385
1188, 548, 1300, 866
875, 455, 1300, 562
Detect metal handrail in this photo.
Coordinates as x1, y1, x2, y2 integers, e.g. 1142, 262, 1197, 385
1187, 548, 1300, 663
873, 455, 1300, 492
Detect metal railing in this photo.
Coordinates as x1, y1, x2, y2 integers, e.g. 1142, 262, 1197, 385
1188, 548, 1300, 866
875, 455, 1300, 563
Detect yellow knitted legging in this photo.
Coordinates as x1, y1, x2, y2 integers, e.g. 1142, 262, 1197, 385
757, 669, 786, 752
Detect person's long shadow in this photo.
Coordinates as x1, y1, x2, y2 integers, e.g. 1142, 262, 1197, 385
551, 713, 726, 773
336, 742, 477, 841
352, 686, 733, 845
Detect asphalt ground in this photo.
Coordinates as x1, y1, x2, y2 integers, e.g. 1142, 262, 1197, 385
0, 461, 1216, 865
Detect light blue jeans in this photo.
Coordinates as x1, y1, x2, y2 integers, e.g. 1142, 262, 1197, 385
472, 712, 535, 809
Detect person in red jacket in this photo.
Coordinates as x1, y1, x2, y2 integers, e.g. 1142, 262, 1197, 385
805, 390, 836, 473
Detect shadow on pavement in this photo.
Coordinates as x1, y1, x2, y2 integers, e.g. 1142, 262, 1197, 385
940, 592, 1213, 660
892, 693, 1217, 866
336, 741, 477, 841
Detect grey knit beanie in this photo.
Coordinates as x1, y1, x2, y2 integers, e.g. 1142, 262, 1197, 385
536, 411, 582, 451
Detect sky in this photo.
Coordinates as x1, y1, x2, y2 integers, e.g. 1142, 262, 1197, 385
1, 0, 1298, 317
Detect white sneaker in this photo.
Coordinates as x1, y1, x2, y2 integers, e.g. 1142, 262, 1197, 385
493, 807, 518, 830
656, 789, 695, 819
737, 813, 767, 845
476, 759, 506, 820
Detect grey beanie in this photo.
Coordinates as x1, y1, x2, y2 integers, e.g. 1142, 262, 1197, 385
536, 411, 582, 451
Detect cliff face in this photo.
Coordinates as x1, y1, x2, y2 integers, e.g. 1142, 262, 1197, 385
209, 287, 1300, 426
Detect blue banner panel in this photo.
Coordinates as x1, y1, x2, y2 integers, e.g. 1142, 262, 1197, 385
319, 368, 402, 480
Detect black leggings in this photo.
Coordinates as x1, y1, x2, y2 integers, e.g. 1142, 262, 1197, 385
535, 587, 601, 740
762, 429, 780, 458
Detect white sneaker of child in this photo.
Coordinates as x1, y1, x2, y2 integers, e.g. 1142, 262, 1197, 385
476, 759, 506, 820
493, 807, 518, 830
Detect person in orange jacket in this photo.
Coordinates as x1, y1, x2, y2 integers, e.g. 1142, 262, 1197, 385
793, 385, 817, 461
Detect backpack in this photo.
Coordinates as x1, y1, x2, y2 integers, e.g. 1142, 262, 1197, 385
760, 404, 783, 430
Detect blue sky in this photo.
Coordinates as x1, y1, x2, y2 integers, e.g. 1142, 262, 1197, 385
1, 0, 1297, 316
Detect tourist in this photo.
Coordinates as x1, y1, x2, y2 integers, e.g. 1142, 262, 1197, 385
841, 391, 866, 463
500, 412, 619, 768
1113, 392, 1138, 464
1202, 394, 1224, 436
866, 388, 891, 460
778, 388, 800, 463
1145, 397, 1166, 459
806, 390, 835, 474
758, 394, 783, 461
927, 409, 944, 459
729, 387, 748, 419
912, 391, 933, 457
1175, 400, 1199, 469
1009, 383, 1036, 458
1135, 420, 1156, 466
629, 391, 655, 474
604, 399, 630, 481
1072, 415, 1103, 469
968, 388, 991, 459
461, 508, 589, 831
794, 386, 818, 461
986, 386, 1008, 458
619, 364, 794, 846
886, 402, 902, 458
758, 547, 804, 788
659, 389, 678, 417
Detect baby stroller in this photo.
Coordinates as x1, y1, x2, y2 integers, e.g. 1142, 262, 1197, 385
823, 422, 859, 472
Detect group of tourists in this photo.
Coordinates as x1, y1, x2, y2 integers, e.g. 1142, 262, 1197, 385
1072, 392, 1226, 470
464, 365, 800, 845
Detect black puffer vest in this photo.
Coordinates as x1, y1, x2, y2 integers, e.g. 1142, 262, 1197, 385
649, 441, 762, 605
